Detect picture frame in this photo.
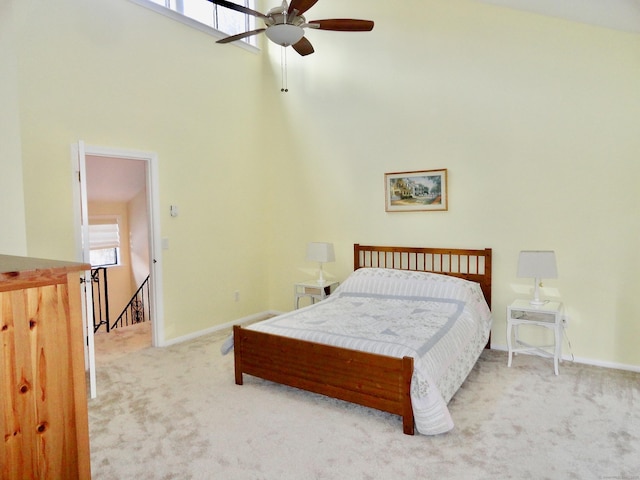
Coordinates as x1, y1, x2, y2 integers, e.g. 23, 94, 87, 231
384, 169, 448, 212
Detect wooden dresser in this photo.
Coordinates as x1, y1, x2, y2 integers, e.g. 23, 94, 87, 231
0, 255, 91, 479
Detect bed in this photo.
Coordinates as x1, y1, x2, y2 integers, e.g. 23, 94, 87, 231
226, 244, 492, 435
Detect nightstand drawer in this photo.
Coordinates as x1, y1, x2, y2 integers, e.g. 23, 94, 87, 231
294, 281, 339, 309
510, 309, 557, 323
301, 286, 324, 295
507, 299, 564, 375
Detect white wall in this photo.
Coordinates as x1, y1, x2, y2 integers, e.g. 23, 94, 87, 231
0, 0, 27, 255
263, 0, 640, 368
129, 187, 150, 288
5, 0, 640, 368
13, 0, 271, 340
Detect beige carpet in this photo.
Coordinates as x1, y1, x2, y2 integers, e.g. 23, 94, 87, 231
88, 325, 640, 479
93, 321, 152, 363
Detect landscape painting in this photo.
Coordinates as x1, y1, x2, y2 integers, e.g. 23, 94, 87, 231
385, 169, 448, 212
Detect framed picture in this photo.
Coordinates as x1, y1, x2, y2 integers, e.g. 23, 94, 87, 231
384, 169, 448, 212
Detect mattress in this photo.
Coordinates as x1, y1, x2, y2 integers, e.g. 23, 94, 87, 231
222, 267, 492, 435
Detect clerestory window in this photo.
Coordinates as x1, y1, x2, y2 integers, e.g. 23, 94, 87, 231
132, 0, 258, 48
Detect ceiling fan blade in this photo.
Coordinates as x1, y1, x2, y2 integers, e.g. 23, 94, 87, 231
206, 0, 269, 19
216, 28, 266, 44
288, 0, 319, 16
292, 36, 314, 56
308, 19, 374, 31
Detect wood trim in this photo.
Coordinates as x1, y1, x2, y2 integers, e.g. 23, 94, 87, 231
233, 244, 493, 435
67, 272, 92, 479
1, 264, 91, 478
0, 255, 90, 293
234, 326, 415, 434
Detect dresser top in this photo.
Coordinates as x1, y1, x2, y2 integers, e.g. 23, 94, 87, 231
0, 255, 89, 275
0, 255, 90, 290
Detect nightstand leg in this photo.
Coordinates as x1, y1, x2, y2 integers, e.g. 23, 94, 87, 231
554, 324, 561, 375
507, 321, 513, 367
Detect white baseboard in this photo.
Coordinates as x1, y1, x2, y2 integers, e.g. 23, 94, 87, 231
160, 310, 283, 347
491, 343, 640, 373
162, 323, 640, 373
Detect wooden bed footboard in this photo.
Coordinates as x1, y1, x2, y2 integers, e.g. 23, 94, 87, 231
233, 325, 416, 435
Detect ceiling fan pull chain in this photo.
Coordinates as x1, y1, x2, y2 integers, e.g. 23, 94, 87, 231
281, 46, 289, 93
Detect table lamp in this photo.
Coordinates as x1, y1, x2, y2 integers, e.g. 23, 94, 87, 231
517, 250, 558, 305
306, 242, 335, 284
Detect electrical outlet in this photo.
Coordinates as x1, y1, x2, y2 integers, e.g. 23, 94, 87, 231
234, 291, 240, 302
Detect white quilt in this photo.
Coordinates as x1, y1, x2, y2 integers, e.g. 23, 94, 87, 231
222, 268, 492, 435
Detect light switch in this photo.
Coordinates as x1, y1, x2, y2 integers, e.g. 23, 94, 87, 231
170, 205, 179, 217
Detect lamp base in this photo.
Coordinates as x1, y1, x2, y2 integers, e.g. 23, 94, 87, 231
316, 262, 325, 285
529, 299, 548, 306
529, 277, 548, 306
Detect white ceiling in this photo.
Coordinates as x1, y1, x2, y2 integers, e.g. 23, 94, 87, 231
86, 155, 146, 203
474, 0, 640, 33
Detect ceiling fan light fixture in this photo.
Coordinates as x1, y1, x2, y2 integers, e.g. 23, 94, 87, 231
210, 0, 374, 57
265, 24, 305, 46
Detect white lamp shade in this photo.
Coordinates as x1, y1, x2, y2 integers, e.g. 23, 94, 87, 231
306, 242, 335, 263
517, 251, 558, 279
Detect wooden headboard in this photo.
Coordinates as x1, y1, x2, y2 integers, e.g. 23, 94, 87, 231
354, 244, 492, 309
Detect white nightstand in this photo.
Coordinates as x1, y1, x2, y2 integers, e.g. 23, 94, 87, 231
507, 299, 564, 375
294, 281, 339, 309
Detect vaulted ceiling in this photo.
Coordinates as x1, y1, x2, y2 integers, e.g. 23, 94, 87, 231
474, 0, 640, 34
85, 0, 639, 205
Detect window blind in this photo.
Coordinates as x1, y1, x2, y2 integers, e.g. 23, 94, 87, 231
89, 223, 120, 250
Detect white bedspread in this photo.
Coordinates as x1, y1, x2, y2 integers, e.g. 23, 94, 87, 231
222, 268, 492, 435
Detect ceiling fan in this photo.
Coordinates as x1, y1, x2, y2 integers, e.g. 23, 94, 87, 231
208, 0, 374, 56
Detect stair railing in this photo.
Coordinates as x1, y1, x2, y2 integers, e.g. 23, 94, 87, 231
91, 267, 110, 333
111, 275, 151, 330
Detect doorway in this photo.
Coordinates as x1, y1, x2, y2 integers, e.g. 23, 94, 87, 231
86, 155, 152, 355
72, 142, 164, 396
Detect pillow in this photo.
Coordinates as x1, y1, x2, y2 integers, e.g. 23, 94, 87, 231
334, 268, 490, 322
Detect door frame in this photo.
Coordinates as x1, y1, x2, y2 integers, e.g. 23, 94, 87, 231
71, 142, 165, 349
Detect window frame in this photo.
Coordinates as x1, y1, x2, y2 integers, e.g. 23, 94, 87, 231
90, 247, 121, 268
129, 0, 260, 54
